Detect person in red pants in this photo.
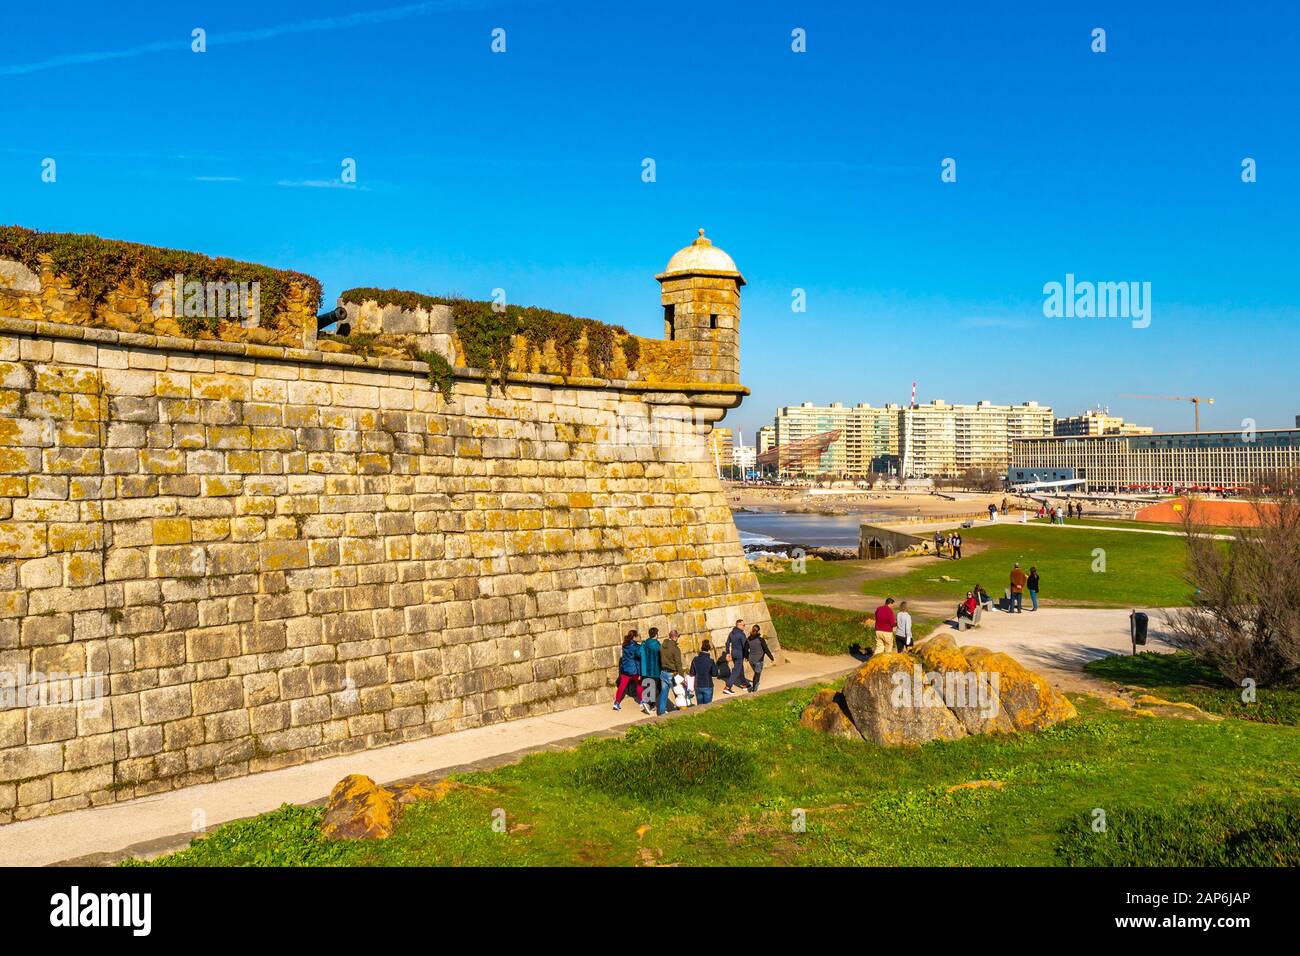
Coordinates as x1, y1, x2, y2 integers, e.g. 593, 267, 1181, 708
612, 629, 642, 710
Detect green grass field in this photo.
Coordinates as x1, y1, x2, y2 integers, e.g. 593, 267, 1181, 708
130, 686, 1300, 867
869, 524, 1195, 607
1085, 652, 1300, 726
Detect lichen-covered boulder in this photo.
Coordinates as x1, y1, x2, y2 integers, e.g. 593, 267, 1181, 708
913, 635, 1015, 735
809, 639, 1076, 747
799, 688, 861, 739
841, 652, 968, 746
321, 774, 399, 840
961, 646, 1077, 731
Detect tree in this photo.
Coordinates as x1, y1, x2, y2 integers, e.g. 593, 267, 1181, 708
960, 466, 1003, 493
1164, 476, 1300, 687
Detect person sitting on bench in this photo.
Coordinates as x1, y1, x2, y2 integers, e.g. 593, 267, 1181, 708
973, 584, 992, 610
956, 591, 978, 624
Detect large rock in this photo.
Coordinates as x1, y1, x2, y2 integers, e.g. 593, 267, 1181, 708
914, 636, 1016, 735
825, 636, 1075, 747
799, 688, 861, 739
960, 645, 1077, 731
841, 653, 968, 746
321, 774, 400, 840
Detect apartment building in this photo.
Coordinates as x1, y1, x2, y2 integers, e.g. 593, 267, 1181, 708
901, 400, 1053, 477
1054, 408, 1153, 437
764, 399, 1050, 478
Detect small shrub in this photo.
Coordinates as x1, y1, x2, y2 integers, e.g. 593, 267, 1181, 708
573, 737, 759, 802
1055, 798, 1300, 866
416, 349, 455, 400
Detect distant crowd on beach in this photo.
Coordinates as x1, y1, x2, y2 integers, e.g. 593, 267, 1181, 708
612, 619, 774, 715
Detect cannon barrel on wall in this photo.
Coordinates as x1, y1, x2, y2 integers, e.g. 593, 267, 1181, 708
316, 305, 350, 336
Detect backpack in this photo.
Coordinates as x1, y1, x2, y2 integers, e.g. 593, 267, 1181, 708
715, 654, 731, 679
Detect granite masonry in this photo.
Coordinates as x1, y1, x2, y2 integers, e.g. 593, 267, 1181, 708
0, 229, 772, 822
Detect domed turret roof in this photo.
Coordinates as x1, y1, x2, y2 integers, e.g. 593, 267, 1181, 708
657, 229, 745, 285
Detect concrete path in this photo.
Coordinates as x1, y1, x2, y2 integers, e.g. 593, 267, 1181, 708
923, 605, 1177, 693
881, 515, 1235, 540
0, 650, 857, 868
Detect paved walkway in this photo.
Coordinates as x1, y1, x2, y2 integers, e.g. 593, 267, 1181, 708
922, 605, 1177, 692
0, 650, 857, 867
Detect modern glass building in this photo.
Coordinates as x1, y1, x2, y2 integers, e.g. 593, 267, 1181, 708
1010, 429, 1300, 493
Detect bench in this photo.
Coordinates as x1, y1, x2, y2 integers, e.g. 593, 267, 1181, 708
956, 603, 984, 631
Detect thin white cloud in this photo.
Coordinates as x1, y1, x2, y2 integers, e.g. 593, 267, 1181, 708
0, 0, 494, 76
276, 179, 370, 190
194, 175, 243, 182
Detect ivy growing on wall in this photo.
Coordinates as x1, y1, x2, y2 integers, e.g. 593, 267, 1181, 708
0, 225, 322, 320
339, 287, 642, 391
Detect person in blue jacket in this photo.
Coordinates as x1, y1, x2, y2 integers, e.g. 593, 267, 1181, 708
639, 627, 662, 715
690, 640, 718, 704
612, 629, 642, 711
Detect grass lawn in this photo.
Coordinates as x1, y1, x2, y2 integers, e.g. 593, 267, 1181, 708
866, 524, 1195, 607
768, 598, 941, 655
753, 557, 860, 594
129, 685, 1300, 867
1085, 652, 1300, 726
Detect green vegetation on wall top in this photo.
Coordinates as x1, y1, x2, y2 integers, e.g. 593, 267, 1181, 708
340, 287, 642, 387
0, 224, 323, 319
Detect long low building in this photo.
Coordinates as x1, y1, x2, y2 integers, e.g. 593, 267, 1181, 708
1010, 428, 1300, 493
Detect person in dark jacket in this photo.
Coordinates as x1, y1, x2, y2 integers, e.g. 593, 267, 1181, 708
744, 624, 775, 693
639, 628, 662, 714
723, 619, 749, 694
658, 629, 684, 715
1027, 566, 1040, 612
612, 629, 642, 711
689, 641, 718, 704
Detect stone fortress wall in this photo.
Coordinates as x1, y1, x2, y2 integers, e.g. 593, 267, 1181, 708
0, 228, 772, 822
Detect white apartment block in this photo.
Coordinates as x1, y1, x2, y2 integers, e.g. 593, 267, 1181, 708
766, 400, 1051, 478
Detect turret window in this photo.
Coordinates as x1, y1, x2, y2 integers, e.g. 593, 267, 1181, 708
710, 314, 718, 329
665, 304, 675, 340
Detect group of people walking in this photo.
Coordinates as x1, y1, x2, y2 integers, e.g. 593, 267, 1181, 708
1039, 502, 1083, 523
933, 530, 963, 559
613, 619, 774, 715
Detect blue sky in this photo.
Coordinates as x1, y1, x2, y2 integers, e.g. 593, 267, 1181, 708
3, 0, 1297, 439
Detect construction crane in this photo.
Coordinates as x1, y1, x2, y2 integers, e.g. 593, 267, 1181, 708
1120, 394, 1215, 432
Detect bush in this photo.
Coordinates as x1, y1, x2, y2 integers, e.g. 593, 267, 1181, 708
0, 224, 321, 321
339, 287, 641, 389
572, 737, 759, 802
1055, 798, 1300, 866
1166, 483, 1300, 686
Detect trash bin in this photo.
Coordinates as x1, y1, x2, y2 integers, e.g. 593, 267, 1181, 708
1130, 610, 1148, 653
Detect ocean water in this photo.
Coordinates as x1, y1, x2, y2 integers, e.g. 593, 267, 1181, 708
732, 511, 863, 550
